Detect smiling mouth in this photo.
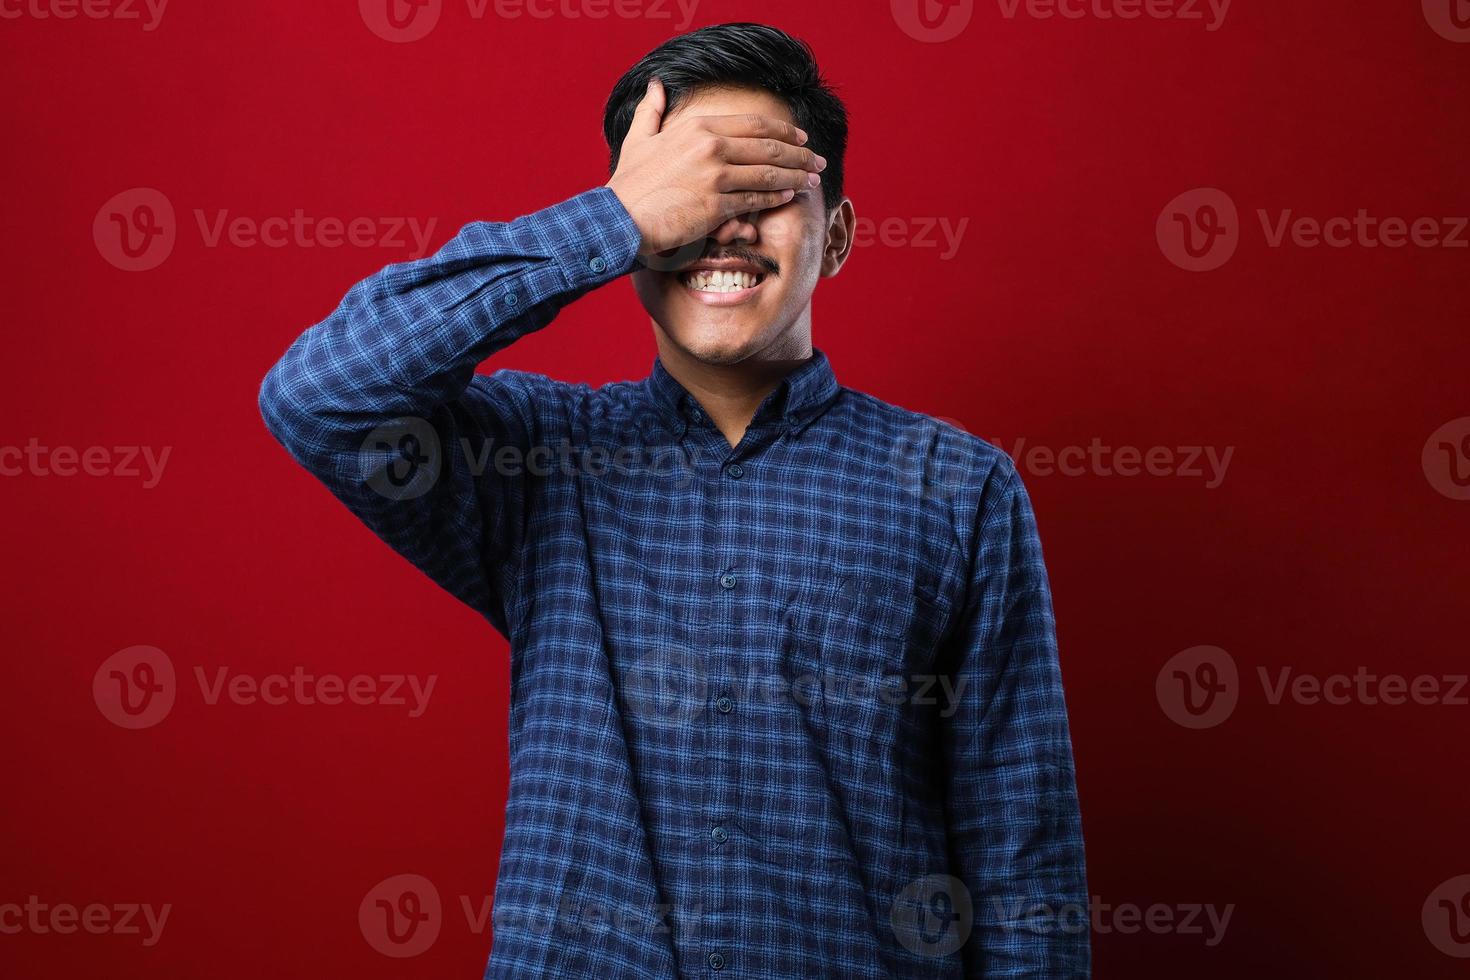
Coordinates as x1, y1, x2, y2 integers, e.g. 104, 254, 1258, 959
680, 269, 767, 293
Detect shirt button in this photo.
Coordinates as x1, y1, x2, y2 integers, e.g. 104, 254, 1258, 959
588, 255, 608, 274
708, 952, 726, 970
710, 826, 728, 844
502, 292, 520, 308
715, 695, 734, 714
725, 463, 744, 480
718, 573, 737, 591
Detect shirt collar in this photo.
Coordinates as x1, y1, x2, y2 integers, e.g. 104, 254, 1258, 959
643, 348, 841, 437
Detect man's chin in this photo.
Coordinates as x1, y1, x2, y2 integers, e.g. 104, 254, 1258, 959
661, 322, 768, 366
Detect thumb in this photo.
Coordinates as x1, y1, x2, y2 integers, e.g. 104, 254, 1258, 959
625, 76, 666, 144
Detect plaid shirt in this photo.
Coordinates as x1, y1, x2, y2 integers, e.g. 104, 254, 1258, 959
259, 186, 1089, 978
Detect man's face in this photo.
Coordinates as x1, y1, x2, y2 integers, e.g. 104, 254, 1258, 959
630, 85, 850, 366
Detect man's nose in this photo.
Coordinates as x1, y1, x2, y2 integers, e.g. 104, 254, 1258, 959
709, 211, 760, 246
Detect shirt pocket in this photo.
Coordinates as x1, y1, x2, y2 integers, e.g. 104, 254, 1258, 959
788, 571, 948, 681
793, 571, 904, 643
788, 572, 931, 758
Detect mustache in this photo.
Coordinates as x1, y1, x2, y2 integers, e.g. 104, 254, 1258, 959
697, 244, 779, 276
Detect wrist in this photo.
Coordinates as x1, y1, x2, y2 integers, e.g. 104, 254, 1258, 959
604, 180, 650, 255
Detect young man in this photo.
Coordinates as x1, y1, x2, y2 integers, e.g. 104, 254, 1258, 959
260, 22, 1088, 979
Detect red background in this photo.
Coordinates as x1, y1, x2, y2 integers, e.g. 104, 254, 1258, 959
3, 0, 1468, 976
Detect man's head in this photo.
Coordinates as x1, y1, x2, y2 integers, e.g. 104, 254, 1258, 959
603, 23, 855, 367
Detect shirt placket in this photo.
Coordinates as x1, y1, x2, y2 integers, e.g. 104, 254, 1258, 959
687, 404, 769, 978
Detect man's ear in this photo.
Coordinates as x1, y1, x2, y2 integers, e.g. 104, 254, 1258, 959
821, 198, 856, 277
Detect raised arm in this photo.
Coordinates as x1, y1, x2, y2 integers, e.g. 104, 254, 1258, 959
258, 80, 824, 633
257, 187, 642, 633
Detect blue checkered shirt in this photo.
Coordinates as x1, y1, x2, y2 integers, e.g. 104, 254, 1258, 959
259, 187, 1088, 978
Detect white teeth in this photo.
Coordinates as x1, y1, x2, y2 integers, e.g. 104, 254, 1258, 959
681, 270, 763, 293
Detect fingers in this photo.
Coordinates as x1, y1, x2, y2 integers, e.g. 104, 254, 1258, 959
716, 165, 821, 195
703, 112, 809, 147
626, 76, 666, 143
716, 136, 825, 173
715, 189, 797, 221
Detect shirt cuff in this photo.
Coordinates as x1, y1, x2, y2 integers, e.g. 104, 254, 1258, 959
532, 185, 644, 290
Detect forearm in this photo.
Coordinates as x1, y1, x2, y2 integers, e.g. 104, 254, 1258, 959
258, 185, 641, 473
255, 185, 641, 625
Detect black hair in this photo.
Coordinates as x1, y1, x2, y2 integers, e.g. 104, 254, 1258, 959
603, 23, 848, 211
